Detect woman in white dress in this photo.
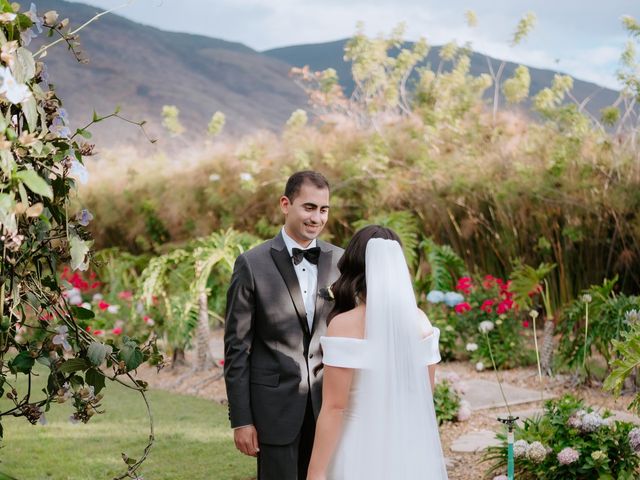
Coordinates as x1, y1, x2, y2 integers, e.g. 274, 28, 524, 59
307, 225, 448, 480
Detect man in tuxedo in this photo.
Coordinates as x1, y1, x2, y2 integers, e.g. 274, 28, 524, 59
224, 171, 343, 480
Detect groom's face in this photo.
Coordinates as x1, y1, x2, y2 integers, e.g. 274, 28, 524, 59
280, 182, 330, 246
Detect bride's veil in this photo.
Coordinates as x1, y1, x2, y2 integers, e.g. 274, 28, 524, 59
349, 238, 447, 478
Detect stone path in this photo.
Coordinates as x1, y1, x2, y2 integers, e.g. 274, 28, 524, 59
453, 379, 640, 453
461, 379, 554, 411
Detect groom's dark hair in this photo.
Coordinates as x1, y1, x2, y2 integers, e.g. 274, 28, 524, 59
284, 171, 330, 202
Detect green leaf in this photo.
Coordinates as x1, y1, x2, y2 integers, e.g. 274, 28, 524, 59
70, 305, 95, 320
87, 341, 112, 367
75, 128, 92, 139
9, 351, 35, 374
119, 339, 144, 372
16, 170, 53, 199
59, 358, 91, 373
22, 95, 38, 132
85, 368, 106, 394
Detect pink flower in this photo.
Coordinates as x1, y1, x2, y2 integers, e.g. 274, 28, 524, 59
118, 291, 133, 301
93, 329, 104, 336
98, 300, 110, 311
112, 327, 123, 335
218, 359, 225, 366
522, 320, 530, 328
455, 302, 472, 314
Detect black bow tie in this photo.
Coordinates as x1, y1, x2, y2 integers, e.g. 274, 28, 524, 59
291, 247, 321, 265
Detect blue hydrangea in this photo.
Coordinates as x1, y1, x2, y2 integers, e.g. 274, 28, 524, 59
444, 291, 465, 307
426, 290, 445, 303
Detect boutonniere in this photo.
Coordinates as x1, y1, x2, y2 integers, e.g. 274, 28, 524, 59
318, 285, 335, 301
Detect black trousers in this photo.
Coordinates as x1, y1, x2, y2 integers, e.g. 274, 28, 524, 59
257, 396, 316, 480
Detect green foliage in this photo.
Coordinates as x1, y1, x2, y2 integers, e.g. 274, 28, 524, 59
420, 238, 467, 292
605, 314, 640, 413
483, 395, 640, 479
557, 277, 640, 370
433, 378, 462, 425
138, 229, 260, 351
353, 210, 419, 268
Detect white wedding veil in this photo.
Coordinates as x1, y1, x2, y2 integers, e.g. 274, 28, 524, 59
346, 237, 448, 479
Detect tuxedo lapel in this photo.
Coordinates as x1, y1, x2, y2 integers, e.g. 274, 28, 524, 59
311, 243, 334, 335
270, 233, 310, 336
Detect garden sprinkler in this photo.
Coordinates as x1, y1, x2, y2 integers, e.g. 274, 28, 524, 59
498, 415, 519, 480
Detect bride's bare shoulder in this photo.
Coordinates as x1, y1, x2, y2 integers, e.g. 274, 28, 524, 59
326, 307, 365, 339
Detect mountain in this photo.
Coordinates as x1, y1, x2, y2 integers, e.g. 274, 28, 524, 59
264, 40, 620, 119
32, 0, 307, 147
29, 1, 619, 148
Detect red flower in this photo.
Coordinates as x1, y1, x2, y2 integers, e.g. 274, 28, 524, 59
90, 282, 101, 289
522, 320, 530, 328
497, 298, 514, 314
454, 302, 472, 314
85, 326, 92, 332
93, 329, 104, 335
480, 299, 494, 313
112, 327, 123, 335
456, 277, 473, 295
528, 284, 543, 297
98, 300, 110, 311
482, 275, 496, 289
218, 359, 225, 366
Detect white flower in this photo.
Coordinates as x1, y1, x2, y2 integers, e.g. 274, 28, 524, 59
81, 302, 92, 310
445, 325, 455, 332
52, 325, 71, 351
26, 3, 44, 33
239, 172, 253, 182
92, 293, 103, 302
581, 294, 592, 303
465, 342, 478, 352
479, 320, 495, 333
529, 310, 539, 319
209, 173, 221, 182
526, 441, 548, 463
0, 13, 16, 22
513, 439, 529, 458
0, 67, 31, 104
68, 294, 83, 306
69, 160, 89, 185
20, 28, 37, 46
107, 305, 120, 314
475, 361, 485, 371
625, 309, 640, 324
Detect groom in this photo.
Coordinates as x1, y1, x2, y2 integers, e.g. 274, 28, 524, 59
224, 171, 343, 480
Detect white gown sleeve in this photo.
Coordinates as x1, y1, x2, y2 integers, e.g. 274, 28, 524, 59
320, 336, 368, 369
420, 327, 441, 365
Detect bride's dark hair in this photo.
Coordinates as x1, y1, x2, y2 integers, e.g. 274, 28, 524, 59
327, 225, 402, 323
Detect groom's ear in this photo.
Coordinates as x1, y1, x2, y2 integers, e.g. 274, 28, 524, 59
280, 195, 291, 215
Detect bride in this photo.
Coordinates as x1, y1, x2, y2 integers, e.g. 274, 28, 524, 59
306, 225, 448, 480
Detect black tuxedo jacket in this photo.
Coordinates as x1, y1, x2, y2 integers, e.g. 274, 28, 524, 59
224, 232, 343, 445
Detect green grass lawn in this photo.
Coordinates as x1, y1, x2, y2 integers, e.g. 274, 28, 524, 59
0, 369, 255, 480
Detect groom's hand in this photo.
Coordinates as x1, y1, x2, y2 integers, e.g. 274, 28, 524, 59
234, 425, 260, 457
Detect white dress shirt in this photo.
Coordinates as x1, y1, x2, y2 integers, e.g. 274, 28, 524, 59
282, 227, 318, 331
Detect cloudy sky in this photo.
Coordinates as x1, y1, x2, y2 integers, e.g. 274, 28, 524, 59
74, 0, 640, 89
